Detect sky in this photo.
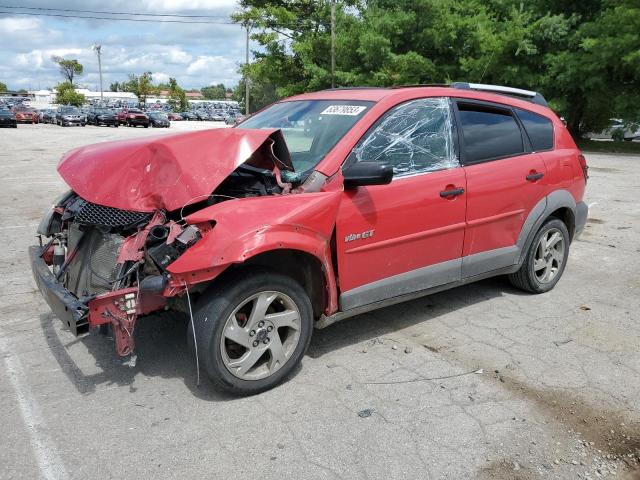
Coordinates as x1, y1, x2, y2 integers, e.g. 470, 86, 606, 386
0, 1, 248, 91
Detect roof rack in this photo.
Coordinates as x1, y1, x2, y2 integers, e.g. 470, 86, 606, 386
451, 82, 548, 107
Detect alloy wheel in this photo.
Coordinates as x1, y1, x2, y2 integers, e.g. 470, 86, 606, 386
533, 228, 565, 284
220, 291, 301, 381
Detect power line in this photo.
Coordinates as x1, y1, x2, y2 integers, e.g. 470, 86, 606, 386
0, 4, 230, 19
0, 10, 235, 24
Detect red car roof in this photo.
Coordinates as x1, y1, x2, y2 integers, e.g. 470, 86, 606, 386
284, 86, 554, 117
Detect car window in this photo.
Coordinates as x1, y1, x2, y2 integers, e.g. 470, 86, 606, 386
351, 97, 457, 176
515, 108, 554, 151
457, 103, 524, 163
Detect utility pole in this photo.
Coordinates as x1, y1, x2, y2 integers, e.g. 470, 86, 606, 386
331, 0, 336, 88
92, 44, 103, 104
245, 23, 251, 115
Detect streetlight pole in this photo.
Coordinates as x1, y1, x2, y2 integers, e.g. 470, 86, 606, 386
245, 23, 251, 115
92, 44, 103, 105
331, 0, 336, 88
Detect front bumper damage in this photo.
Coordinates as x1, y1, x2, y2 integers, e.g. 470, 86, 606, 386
30, 245, 167, 356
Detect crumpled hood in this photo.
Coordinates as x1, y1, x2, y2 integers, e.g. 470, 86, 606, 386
57, 128, 292, 212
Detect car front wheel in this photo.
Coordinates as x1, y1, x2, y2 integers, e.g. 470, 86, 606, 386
509, 218, 570, 293
190, 269, 313, 395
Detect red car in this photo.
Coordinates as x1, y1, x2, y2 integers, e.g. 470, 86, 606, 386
167, 112, 183, 121
12, 104, 39, 124
31, 83, 588, 394
116, 108, 149, 127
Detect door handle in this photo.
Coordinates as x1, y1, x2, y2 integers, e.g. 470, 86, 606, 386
440, 187, 465, 198
526, 172, 544, 182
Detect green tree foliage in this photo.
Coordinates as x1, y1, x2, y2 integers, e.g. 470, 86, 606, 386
51, 57, 83, 85
167, 77, 189, 112
201, 83, 227, 99
0, 81, 7, 92
234, 0, 640, 136
123, 72, 154, 105
54, 81, 86, 106
109, 81, 124, 92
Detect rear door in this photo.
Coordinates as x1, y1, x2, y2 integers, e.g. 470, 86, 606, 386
335, 97, 467, 310
454, 100, 549, 277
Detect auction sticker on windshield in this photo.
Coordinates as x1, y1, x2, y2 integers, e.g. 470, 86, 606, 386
321, 105, 367, 116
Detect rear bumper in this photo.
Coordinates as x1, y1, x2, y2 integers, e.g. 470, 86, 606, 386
29, 246, 89, 335
574, 201, 588, 238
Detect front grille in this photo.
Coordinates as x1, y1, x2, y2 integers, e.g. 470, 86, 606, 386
75, 201, 151, 229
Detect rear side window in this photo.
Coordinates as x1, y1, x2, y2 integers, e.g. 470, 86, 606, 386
516, 108, 554, 151
457, 103, 524, 163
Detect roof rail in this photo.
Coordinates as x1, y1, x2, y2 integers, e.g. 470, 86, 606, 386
451, 82, 548, 107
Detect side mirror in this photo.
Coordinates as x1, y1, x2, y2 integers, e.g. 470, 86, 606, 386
343, 162, 394, 189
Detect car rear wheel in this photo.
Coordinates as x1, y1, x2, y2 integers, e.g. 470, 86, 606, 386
189, 269, 313, 395
508, 218, 570, 293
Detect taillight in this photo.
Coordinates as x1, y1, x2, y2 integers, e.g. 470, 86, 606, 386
578, 154, 588, 183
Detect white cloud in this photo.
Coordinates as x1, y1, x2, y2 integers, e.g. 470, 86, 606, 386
0, 1, 247, 90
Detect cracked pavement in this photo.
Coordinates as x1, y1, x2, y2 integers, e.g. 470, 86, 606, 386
1, 124, 639, 480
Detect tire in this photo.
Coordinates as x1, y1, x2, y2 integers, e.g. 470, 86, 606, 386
189, 268, 313, 395
144, 124, 148, 128
508, 218, 570, 293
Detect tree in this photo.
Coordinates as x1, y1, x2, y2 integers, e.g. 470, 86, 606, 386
201, 84, 227, 100
54, 81, 86, 106
234, 0, 640, 137
123, 72, 154, 105
109, 81, 125, 92
0, 81, 7, 92
51, 57, 83, 84
167, 77, 189, 112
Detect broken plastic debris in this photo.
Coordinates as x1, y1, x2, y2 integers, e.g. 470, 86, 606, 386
352, 97, 458, 177
358, 409, 373, 418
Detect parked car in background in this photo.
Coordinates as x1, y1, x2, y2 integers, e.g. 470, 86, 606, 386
12, 104, 39, 124
225, 112, 245, 125
587, 119, 640, 141
31, 83, 588, 395
180, 111, 197, 121
117, 108, 149, 127
56, 106, 86, 127
195, 110, 210, 121
167, 112, 183, 121
87, 107, 118, 127
210, 111, 225, 121
0, 107, 17, 127
40, 109, 56, 124
148, 112, 170, 128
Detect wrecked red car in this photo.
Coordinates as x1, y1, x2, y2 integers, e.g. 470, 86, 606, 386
31, 83, 588, 394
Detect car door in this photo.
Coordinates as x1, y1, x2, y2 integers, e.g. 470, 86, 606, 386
453, 99, 549, 277
335, 97, 467, 311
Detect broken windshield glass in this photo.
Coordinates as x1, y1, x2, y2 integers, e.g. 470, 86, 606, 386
351, 97, 457, 176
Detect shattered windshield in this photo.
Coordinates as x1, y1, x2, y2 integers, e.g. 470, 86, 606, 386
238, 100, 373, 173
351, 97, 457, 176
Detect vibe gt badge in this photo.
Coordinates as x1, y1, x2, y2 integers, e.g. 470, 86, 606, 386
344, 229, 374, 243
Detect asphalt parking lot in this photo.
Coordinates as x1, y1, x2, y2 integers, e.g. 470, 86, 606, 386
1, 123, 639, 480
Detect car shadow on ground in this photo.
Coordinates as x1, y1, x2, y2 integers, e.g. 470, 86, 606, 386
308, 276, 524, 358
40, 276, 525, 400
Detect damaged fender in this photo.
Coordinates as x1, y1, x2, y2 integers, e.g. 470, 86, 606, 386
167, 191, 343, 315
